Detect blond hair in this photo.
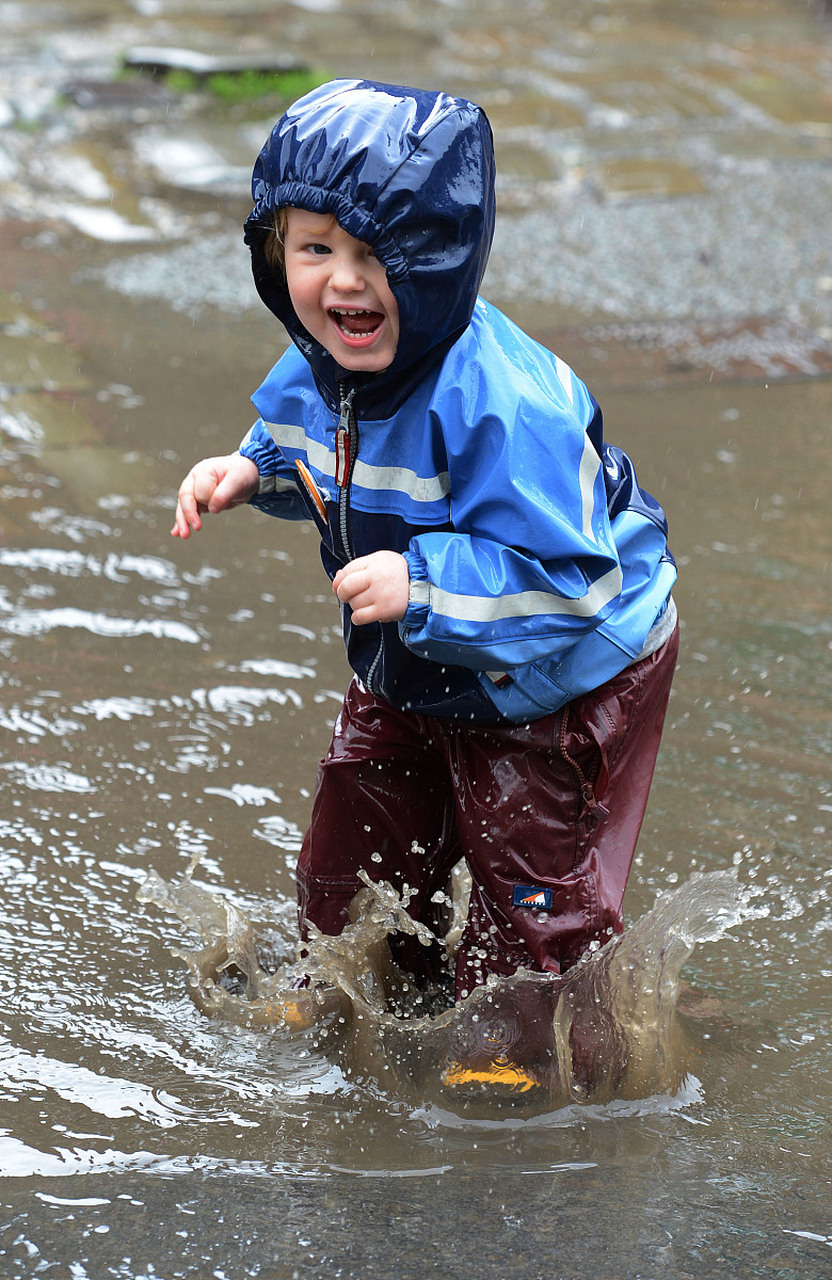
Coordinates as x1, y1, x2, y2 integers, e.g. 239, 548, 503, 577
263, 207, 289, 279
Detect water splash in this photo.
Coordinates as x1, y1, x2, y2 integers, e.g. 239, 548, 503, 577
138, 860, 746, 1115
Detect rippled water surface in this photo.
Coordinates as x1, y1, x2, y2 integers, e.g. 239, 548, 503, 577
1, 1, 831, 1276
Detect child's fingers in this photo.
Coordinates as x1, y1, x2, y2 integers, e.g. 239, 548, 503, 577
333, 567, 379, 622
348, 603, 378, 626
171, 502, 202, 538
332, 553, 409, 623
172, 492, 194, 538
171, 467, 212, 537
173, 488, 203, 534
332, 560, 368, 601
335, 578, 371, 610
207, 458, 259, 511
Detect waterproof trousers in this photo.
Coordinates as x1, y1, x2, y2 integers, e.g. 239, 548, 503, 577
296, 623, 678, 1001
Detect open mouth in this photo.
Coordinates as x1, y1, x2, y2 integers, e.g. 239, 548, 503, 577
328, 307, 385, 346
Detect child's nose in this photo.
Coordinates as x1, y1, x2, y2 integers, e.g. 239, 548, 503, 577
330, 255, 364, 291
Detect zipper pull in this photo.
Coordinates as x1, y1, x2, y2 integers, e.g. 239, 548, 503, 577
335, 385, 356, 489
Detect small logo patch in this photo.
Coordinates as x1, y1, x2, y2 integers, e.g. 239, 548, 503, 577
513, 885, 554, 910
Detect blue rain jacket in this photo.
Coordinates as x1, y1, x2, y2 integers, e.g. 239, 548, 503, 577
240, 79, 676, 724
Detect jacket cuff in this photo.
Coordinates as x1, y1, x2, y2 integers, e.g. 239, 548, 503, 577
402, 549, 430, 625
239, 420, 281, 484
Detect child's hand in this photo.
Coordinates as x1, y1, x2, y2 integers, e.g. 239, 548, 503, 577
171, 453, 260, 538
332, 552, 410, 625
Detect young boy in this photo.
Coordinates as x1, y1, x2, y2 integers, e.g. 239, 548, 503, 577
172, 78, 678, 1007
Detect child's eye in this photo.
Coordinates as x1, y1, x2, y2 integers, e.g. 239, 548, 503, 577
307, 242, 332, 256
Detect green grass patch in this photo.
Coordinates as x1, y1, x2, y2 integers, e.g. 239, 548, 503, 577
205, 68, 324, 105
118, 63, 325, 106
161, 69, 199, 95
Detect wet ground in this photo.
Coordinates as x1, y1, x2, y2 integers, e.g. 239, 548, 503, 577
1, 0, 831, 1277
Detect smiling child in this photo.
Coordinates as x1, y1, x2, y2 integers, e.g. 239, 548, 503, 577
172, 80, 678, 1043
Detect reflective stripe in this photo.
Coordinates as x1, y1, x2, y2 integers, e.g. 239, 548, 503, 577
555, 356, 574, 405
264, 419, 450, 505
408, 579, 431, 608
266, 419, 317, 455
257, 420, 334, 489
578, 435, 601, 542
306, 437, 336, 478
352, 457, 449, 504
258, 473, 304, 496
428, 565, 623, 624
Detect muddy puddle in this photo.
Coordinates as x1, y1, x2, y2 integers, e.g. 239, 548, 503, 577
1, 1, 831, 1277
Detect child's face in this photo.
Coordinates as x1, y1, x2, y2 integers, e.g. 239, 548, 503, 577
283, 208, 399, 374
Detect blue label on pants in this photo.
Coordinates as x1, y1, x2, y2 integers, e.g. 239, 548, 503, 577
512, 885, 554, 910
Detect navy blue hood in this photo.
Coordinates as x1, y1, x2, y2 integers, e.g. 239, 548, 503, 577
244, 78, 496, 415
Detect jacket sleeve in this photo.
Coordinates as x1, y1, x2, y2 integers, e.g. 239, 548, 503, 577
238, 417, 310, 521
399, 398, 624, 671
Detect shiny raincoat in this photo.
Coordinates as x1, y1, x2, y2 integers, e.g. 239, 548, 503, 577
239, 79, 676, 724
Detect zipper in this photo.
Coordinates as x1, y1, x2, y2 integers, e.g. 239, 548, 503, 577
333, 383, 383, 695
557, 708, 608, 831
334, 383, 358, 561
364, 645, 383, 693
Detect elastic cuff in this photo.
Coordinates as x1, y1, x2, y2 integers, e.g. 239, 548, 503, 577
403, 550, 430, 624
238, 421, 281, 481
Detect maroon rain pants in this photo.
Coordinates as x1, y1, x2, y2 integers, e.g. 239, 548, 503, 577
297, 623, 678, 1001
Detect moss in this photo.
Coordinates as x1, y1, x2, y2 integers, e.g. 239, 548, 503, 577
163, 69, 200, 96
117, 60, 325, 106
204, 68, 324, 105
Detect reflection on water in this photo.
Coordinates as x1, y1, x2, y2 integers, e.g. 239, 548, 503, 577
1, 0, 832, 1276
